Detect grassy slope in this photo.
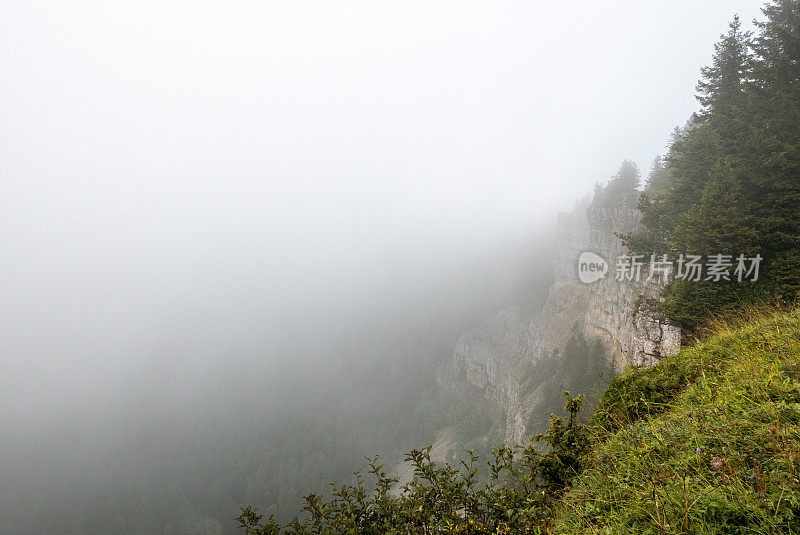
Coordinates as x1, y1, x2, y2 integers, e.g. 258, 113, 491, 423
553, 309, 800, 534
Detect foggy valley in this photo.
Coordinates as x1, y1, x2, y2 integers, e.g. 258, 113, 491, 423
3, 1, 799, 534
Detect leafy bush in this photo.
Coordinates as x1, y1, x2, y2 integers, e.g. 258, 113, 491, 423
236, 392, 590, 534
238, 308, 800, 534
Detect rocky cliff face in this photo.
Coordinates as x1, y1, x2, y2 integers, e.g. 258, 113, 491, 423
550, 203, 681, 368
439, 201, 681, 443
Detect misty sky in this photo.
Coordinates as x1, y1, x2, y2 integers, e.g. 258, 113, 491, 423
0, 1, 766, 417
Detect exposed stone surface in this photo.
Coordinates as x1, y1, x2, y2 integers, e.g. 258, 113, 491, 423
440, 201, 681, 443
581, 205, 681, 368
438, 307, 529, 442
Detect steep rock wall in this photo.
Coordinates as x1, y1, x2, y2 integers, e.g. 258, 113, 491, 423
440, 202, 680, 443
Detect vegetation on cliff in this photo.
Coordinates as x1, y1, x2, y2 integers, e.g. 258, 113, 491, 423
238, 308, 800, 534
553, 308, 800, 533
238, 2, 800, 531
626, 1, 800, 332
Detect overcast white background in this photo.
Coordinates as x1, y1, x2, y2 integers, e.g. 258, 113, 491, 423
0, 1, 765, 417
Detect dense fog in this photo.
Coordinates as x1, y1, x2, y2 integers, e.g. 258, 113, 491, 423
0, 1, 766, 533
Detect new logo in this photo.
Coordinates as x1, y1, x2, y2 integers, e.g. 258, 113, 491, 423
578, 252, 608, 284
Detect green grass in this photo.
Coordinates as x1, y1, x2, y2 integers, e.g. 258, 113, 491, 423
552, 308, 800, 533
236, 309, 800, 534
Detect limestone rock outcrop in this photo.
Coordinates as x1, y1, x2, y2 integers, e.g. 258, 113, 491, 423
440, 201, 680, 443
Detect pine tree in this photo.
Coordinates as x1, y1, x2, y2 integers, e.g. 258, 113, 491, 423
595, 160, 641, 209
644, 155, 670, 194
752, 0, 800, 93
747, 0, 800, 300
696, 15, 753, 125
626, 4, 800, 332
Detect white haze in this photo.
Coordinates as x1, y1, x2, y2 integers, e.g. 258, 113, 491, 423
1, 0, 763, 475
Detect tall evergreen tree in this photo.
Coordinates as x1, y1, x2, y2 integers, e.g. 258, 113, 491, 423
595, 160, 641, 209
752, 0, 800, 93
746, 0, 800, 300
627, 5, 800, 332
644, 155, 670, 194
695, 15, 752, 125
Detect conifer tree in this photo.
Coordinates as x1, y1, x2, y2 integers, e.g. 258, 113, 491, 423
595, 160, 641, 209
644, 155, 670, 194
627, 5, 800, 332
696, 15, 752, 125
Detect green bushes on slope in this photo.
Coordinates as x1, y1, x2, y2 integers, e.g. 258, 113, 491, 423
235, 1, 800, 530
238, 308, 800, 534
236, 390, 591, 534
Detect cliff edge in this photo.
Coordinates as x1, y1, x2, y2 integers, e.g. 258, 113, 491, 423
440, 201, 681, 442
